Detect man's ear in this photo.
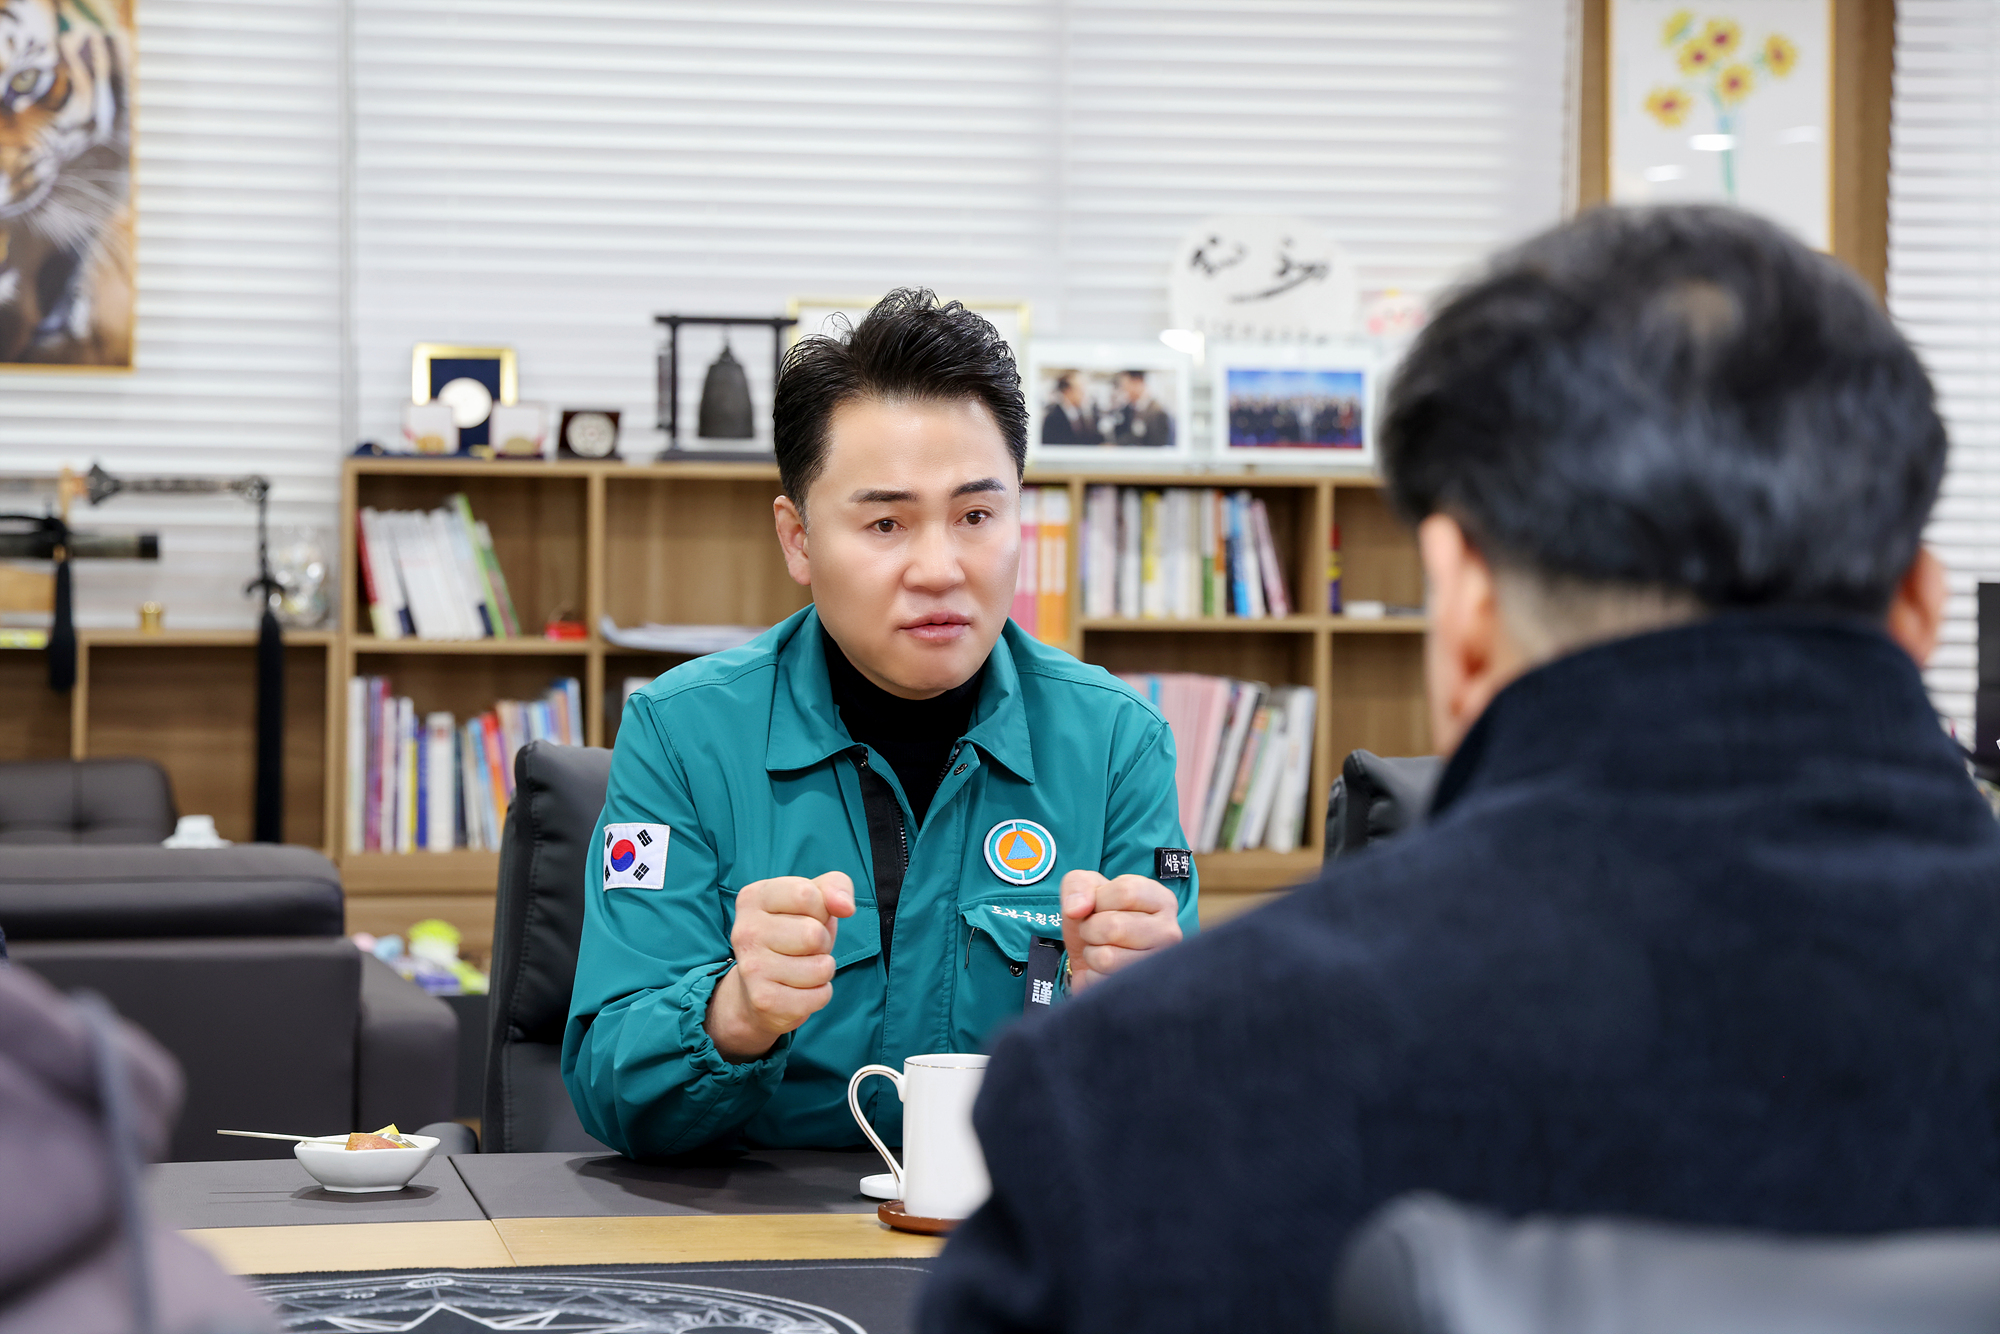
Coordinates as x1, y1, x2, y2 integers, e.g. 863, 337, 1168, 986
1886, 545, 1947, 667
774, 495, 812, 588
1418, 514, 1504, 756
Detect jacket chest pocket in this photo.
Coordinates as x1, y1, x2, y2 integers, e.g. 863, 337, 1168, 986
953, 896, 1063, 1049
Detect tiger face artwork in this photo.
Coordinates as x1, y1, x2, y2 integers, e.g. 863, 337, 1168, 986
0, 0, 133, 367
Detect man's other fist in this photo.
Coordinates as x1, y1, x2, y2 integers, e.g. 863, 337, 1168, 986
706, 870, 856, 1061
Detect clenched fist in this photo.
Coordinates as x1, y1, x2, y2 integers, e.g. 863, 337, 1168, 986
706, 871, 856, 1063
1059, 870, 1183, 994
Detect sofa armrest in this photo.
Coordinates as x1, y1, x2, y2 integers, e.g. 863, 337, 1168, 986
356, 954, 457, 1133
0, 845, 344, 940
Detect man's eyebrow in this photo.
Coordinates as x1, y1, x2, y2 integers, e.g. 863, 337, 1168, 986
847, 478, 1007, 505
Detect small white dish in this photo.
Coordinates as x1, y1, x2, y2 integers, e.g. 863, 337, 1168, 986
859, 1171, 900, 1201
293, 1134, 439, 1193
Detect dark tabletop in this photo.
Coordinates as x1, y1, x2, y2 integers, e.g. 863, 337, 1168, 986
149, 1156, 485, 1229
451, 1148, 888, 1218
150, 1147, 889, 1229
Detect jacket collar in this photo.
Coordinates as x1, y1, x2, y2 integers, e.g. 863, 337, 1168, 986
765, 606, 1037, 783
1431, 611, 1967, 819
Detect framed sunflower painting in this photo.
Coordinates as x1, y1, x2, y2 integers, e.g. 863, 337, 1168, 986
1609, 1, 1832, 249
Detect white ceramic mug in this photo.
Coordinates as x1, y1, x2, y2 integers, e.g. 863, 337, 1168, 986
847, 1053, 990, 1220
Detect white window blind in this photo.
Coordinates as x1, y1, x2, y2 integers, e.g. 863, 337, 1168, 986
351, 0, 1570, 457
1888, 1, 2000, 734
6, 2, 1568, 629
0, 0, 344, 629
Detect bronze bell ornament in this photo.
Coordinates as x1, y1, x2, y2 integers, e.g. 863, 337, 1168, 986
697, 343, 755, 439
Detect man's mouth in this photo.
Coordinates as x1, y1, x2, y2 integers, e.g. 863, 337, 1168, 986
900, 612, 972, 643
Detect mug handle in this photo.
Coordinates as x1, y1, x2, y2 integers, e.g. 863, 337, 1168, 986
847, 1064, 904, 1196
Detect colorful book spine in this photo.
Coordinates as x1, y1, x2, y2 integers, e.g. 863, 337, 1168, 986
1012, 487, 1040, 633
1036, 487, 1070, 643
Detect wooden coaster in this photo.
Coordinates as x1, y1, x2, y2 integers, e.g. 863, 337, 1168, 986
877, 1200, 958, 1235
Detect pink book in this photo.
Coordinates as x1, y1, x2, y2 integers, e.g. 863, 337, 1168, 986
1251, 499, 1292, 617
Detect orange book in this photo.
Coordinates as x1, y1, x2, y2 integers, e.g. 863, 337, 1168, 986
1036, 487, 1070, 644
478, 711, 509, 830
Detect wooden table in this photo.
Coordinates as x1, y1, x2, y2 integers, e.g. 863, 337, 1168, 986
152, 1149, 946, 1275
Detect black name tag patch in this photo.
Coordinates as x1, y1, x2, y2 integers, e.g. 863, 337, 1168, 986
1155, 847, 1193, 881
1024, 935, 1065, 1013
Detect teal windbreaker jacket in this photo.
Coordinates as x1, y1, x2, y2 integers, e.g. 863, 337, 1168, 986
561, 606, 1199, 1157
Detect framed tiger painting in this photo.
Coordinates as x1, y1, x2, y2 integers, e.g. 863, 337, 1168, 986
0, 0, 136, 369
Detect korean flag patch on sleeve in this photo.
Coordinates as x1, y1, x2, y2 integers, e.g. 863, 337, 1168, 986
603, 823, 671, 890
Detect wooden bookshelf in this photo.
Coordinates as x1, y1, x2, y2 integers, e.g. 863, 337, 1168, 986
0, 628, 338, 850
329, 456, 1430, 942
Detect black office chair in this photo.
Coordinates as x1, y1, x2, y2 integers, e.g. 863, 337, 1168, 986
1324, 750, 1442, 864
1334, 1192, 2000, 1334
482, 739, 613, 1153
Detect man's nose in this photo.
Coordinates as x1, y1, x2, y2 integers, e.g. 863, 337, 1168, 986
904, 521, 964, 591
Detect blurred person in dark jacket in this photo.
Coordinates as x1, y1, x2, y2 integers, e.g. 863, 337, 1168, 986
0, 961, 270, 1333
920, 205, 2000, 1332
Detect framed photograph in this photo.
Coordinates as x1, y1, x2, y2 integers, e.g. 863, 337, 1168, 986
787, 296, 1031, 365
412, 344, 518, 452
0, 0, 135, 369
1024, 342, 1194, 465
1609, 1, 1832, 250
1211, 344, 1375, 469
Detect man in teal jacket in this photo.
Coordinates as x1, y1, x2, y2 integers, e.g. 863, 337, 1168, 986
563, 290, 1199, 1157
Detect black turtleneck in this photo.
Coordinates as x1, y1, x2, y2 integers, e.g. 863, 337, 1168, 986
822, 626, 983, 825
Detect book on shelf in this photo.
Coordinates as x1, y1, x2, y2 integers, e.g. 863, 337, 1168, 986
356, 494, 523, 641
1011, 485, 1070, 644
1119, 672, 1318, 855
346, 675, 582, 854
1081, 486, 1295, 621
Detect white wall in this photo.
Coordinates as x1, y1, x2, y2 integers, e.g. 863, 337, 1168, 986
2, 0, 1571, 629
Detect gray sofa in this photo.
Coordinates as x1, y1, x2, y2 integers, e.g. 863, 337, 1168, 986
0, 758, 457, 1161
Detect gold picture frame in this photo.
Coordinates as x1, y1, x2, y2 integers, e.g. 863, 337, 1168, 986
411, 344, 518, 407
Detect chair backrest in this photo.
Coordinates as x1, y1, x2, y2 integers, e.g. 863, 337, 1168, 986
483, 739, 612, 1153
1323, 751, 1442, 864
0, 757, 177, 844
1334, 1192, 2000, 1334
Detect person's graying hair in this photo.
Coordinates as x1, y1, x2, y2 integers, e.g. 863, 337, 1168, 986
1381, 205, 1947, 616
773, 288, 1028, 515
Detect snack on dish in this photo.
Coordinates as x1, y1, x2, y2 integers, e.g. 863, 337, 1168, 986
344, 1123, 417, 1151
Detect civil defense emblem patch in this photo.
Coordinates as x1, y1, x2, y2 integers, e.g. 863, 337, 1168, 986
984, 818, 1057, 886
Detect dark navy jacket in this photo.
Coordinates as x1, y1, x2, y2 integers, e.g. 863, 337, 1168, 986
920, 617, 2000, 1333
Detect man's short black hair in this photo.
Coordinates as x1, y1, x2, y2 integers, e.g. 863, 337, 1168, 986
1382, 205, 1947, 615
773, 288, 1027, 511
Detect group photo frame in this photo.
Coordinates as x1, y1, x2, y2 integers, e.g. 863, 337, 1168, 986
1023, 340, 1195, 465
1210, 343, 1376, 469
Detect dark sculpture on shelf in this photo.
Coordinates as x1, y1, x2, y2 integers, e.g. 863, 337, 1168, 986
655, 314, 796, 458
697, 344, 755, 440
